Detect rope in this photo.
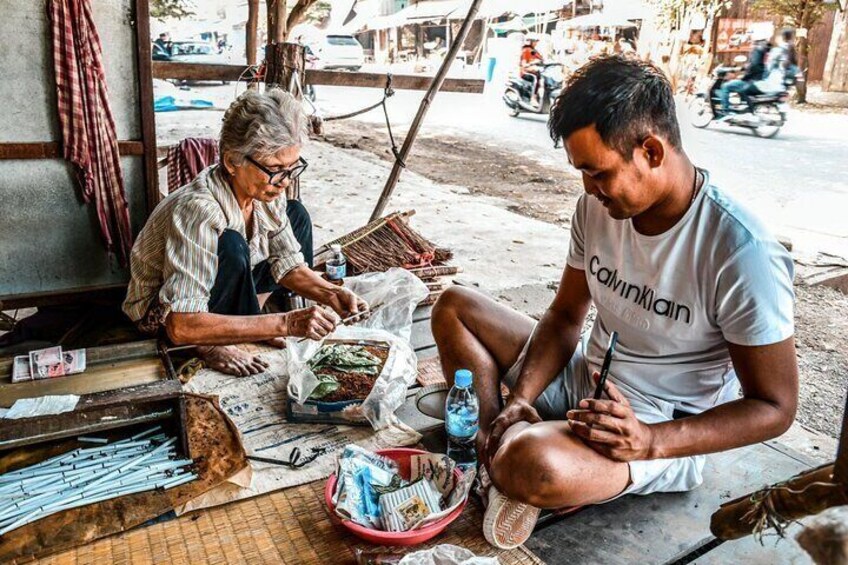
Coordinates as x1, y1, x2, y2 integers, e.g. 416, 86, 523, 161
741, 479, 840, 544
322, 74, 406, 168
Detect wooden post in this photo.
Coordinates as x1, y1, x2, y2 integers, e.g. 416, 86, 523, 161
834, 391, 848, 484
134, 0, 159, 212
247, 0, 259, 66
710, 464, 848, 541
369, 0, 484, 222
264, 42, 305, 89
270, 0, 288, 44
823, 7, 848, 92
265, 42, 305, 200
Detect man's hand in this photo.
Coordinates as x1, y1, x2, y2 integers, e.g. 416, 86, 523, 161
567, 372, 655, 462
483, 398, 542, 466
283, 306, 341, 340
326, 287, 369, 320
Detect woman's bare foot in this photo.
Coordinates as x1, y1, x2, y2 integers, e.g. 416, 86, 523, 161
197, 345, 269, 377
266, 337, 287, 349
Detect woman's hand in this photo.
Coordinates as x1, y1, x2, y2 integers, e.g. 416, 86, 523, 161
283, 306, 340, 340
326, 287, 369, 320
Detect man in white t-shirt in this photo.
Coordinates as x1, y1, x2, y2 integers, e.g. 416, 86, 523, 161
431, 55, 798, 549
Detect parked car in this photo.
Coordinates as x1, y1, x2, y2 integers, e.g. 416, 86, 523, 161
158, 41, 231, 85
308, 35, 364, 71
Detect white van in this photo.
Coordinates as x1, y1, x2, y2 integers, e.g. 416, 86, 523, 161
310, 35, 365, 71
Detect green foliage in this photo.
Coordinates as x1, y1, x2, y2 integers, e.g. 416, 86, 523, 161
309, 373, 341, 399
646, 0, 732, 29
299, 0, 332, 25
150, 0, 194, 21
750, 0, 835, 28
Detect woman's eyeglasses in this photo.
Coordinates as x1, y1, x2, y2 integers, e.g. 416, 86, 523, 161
245, 155, 308, 186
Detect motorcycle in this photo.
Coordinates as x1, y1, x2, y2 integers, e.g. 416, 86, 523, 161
688, 65, 793, 138
503, 63, 564, 117
303, 45, 318, 102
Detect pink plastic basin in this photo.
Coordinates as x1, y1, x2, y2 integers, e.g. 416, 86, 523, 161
324, 448, 467, 546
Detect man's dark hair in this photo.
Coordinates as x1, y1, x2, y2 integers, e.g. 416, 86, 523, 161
548, 55, 682, 159
782, 28, 795, 41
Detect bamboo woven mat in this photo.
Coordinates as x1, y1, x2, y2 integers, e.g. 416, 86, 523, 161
416, 356, 445, 387
40, 479, 543, 565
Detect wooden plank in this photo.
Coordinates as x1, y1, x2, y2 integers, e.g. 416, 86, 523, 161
413, 304, 433, 323
0, 340, 160, 378
0, 141, 145, 160
133, 0, 160, 212
524, 442, 810, 564
415, 344, 438, 360
834, 392, 848, 484
0, 357, 167, 408
0, 404, 175, 451
151, 61, 485, 93
0, 379, 182, 450
411, 317, 435, 352
0, 284, 127, 310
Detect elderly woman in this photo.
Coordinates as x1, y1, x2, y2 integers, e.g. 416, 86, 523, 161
123, 89, 366, 376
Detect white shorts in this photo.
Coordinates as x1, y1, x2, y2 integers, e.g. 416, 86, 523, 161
503, 334, 705, 498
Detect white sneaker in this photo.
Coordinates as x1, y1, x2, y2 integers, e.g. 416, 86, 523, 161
482, 485, 540, 549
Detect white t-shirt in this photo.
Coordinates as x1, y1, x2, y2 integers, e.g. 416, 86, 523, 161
568, 170, 795, 414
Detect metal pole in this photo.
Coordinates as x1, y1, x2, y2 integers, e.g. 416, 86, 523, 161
369, 0, 485, 222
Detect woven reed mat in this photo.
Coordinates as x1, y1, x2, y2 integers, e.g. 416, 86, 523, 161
178, 347, 421, 515
415, 358, 509, 399
416, 356, 445, 387
41, 479, 543, 565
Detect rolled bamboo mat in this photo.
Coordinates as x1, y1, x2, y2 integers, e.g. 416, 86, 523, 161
417, 356, 445, 387
39, 479, 543, 565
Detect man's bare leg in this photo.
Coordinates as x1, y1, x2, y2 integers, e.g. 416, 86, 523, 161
491, 421, 630, 508
432, 287, 535, 450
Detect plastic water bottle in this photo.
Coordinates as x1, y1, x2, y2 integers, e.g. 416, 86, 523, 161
326, 244, 347, 281
445, 369, 479, 472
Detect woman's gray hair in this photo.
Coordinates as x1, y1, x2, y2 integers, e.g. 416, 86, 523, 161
219, 88, 309, 165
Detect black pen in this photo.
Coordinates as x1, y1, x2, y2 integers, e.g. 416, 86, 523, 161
592, 331, 619, 400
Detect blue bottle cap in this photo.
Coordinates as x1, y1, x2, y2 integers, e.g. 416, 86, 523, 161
454, 369, 473, 387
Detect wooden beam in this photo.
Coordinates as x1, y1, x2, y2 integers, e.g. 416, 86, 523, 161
834, 391, 848, 484
0, 142, 145, 160
134, 0, 160, 213
710, 463, 848, 541
370, 0, 485, 221
151, 61, 484, 93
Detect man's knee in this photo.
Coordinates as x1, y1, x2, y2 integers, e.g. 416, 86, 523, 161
432, 286, 479, 336
491, 424, 566, 508
490, 423, 582, 508
217, 229, 251, 272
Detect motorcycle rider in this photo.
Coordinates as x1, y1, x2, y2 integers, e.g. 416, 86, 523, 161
520, 36, 545, 106
718, 31, 771, 117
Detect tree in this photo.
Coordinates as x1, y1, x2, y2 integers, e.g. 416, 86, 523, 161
751, 0, 838, 102
150, 0, 194, 21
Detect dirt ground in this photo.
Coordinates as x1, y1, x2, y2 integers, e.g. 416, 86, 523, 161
323, 119, 848, 439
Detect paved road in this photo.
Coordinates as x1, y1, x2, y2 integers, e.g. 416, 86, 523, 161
314, 84, 848, 259
158, 81, 848, 259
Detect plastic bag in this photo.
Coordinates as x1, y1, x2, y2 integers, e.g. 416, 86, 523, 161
399, 544, 498, 565
286, 268, 428, 429
343, 268, 429, 342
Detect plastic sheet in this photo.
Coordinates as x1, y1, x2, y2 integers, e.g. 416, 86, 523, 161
399, 544, 498, 565
286, 269, 428, 429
